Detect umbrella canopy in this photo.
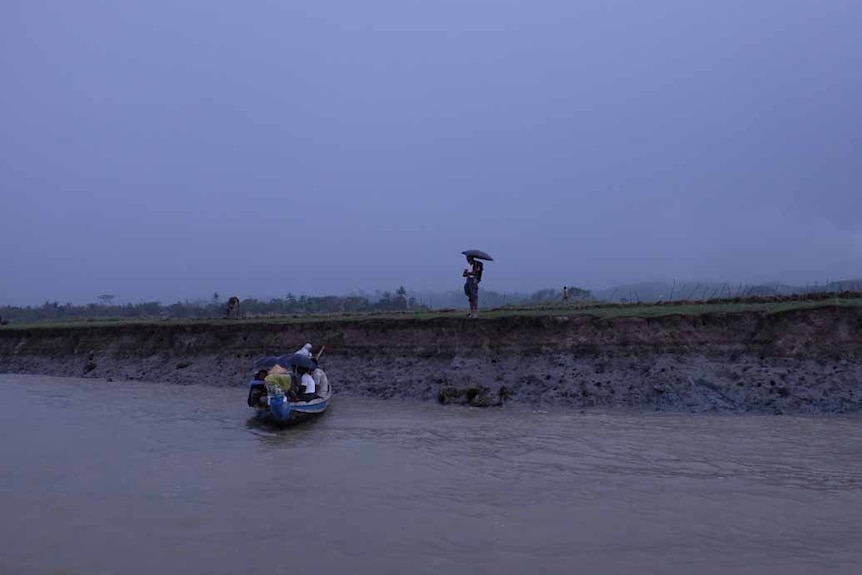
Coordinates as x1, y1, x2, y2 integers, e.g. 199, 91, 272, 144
462, 249, 494, 261
253, 356, 279, 369
276, 353, 317, 370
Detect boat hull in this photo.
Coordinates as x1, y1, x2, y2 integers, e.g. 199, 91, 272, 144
254, 390, 331, 425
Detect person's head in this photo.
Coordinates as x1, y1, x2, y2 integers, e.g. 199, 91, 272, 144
303, 343, 312, 352
255, 369, 268, 380
466, 255, 475, 264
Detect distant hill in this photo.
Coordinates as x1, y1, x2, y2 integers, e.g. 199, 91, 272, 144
593, 279, 862, 303
820, 279, 862, 293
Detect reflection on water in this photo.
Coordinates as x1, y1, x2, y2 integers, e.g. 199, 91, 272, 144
2, 374, 861, 575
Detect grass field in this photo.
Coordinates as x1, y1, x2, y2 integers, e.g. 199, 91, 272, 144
4, 295, 862, 330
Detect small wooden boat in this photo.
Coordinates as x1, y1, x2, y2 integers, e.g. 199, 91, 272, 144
247, 353, 332, 424
265, 372, 332, 423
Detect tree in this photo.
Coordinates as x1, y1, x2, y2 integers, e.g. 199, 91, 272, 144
395, 286, 408, 310
97, 294, 115, 306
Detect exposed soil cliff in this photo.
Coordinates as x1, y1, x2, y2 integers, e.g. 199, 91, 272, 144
2, 305, 861, 413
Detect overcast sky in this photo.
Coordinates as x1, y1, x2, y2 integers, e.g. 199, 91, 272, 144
2, 0, 861, 305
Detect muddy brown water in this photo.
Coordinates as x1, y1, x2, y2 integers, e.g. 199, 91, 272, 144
2, 374, 861, 575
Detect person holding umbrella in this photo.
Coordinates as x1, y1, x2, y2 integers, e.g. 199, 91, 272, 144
462, 249, 492, 318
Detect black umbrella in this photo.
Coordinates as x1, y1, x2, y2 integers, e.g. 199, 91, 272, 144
462, 249, 494, 261
276, 353, 317, 370
253, 356, 279, 369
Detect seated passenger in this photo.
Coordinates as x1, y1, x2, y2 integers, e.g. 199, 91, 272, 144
313, 368, 329, 395
247, 369, 269, 408
296, 366, 319, 402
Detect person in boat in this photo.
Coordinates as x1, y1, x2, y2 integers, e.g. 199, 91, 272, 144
247, 369, 269, 408
295, 343, 313, 358
296, 366, 319, 402
295, 343, 323, 374
312, 365, 329, 395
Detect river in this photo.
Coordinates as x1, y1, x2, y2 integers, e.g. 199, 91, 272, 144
1, 374, 861, 574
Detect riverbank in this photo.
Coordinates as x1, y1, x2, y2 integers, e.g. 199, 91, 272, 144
2, 303, 861, 413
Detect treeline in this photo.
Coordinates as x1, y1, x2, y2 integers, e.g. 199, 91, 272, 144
0, 285, 593, 324
592, 278, 862, 303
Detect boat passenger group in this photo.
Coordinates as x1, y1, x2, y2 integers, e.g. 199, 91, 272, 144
246, 343, 328, 408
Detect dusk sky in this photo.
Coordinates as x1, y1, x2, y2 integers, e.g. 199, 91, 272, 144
2, 0, 861, 306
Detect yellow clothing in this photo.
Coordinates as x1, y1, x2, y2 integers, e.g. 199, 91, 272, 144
264, 373, 292, 392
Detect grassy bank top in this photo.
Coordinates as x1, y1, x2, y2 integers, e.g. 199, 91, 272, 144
4, 294, 862, 330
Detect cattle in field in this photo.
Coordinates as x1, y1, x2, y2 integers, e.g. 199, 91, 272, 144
225, 296, 240, 319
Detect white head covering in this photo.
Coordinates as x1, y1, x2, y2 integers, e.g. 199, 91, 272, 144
295, 343, 313, 357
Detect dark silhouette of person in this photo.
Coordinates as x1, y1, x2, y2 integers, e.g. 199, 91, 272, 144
225, 296, 240, 319
463, 255, 484, 318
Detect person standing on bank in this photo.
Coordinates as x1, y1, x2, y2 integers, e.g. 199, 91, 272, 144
463, 255, 484, 318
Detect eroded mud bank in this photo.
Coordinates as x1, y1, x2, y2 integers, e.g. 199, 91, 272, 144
2, 306, 861, 413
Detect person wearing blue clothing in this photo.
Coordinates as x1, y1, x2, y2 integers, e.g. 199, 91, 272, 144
247, 369, 269, 408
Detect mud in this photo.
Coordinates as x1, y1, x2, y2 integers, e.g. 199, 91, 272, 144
1, 305, 861, 413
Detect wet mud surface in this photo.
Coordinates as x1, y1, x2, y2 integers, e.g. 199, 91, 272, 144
2, 305, 862, 413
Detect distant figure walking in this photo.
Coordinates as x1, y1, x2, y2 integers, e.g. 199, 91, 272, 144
225, 296, 240, 319
463, 255, 484, 318
562, 286, 569, 302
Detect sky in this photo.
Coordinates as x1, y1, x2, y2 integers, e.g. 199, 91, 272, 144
2, 0, 861, 306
